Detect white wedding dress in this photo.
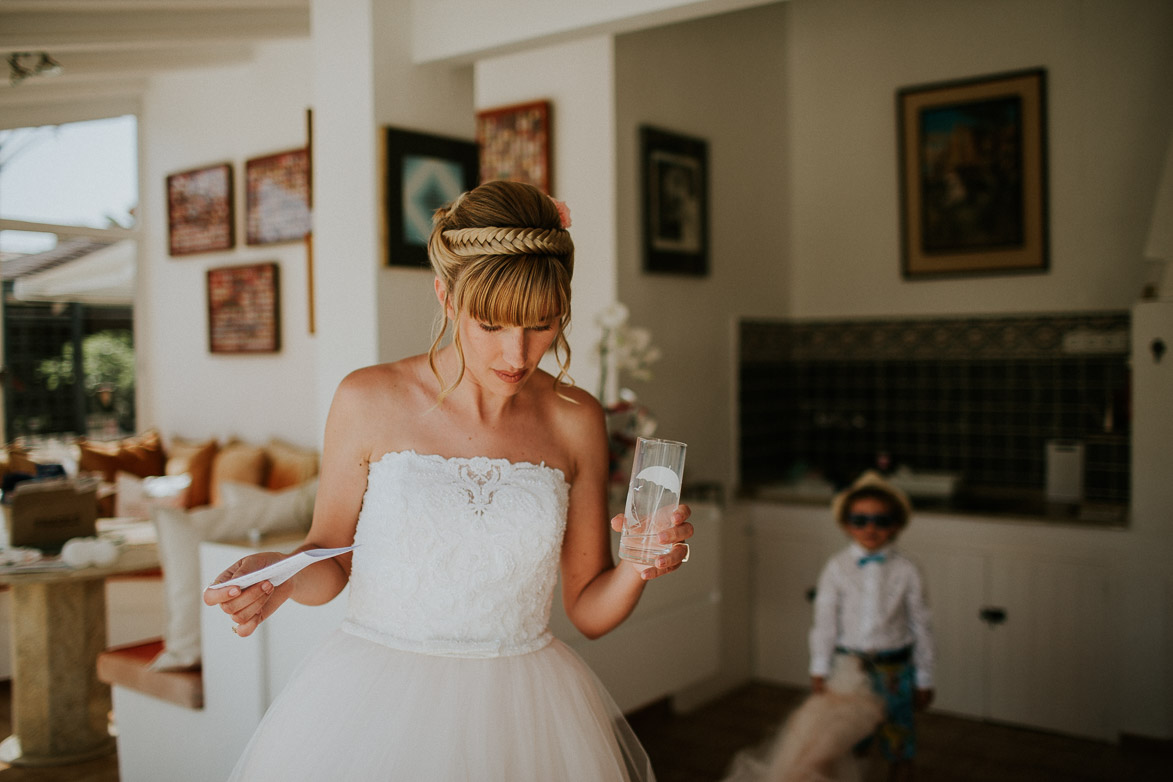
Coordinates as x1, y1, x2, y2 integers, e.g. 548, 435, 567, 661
228, 450, 653, 781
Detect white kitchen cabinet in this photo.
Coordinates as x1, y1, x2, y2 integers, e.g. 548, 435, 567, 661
749, 529, 832, 684
915, 548, 985, 718
983, 554, 1112, 738
748, 503, 1117, 740
919, 549, 1113, 739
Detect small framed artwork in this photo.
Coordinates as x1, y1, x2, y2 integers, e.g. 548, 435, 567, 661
384, 126, 479, 268
476, 100, 551, 193
898, 68, 1049, 278
640, 125, 709, 276
245, 148, 312, 245
207, 262, 281, 354
167, 163, 234, 256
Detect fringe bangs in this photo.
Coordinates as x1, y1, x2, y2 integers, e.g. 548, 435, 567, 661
458, 254, 571, 327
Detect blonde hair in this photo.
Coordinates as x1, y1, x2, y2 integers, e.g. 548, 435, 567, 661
427, 180, 575, 401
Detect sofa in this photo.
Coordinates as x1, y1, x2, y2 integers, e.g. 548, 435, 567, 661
0, 431, 319, 679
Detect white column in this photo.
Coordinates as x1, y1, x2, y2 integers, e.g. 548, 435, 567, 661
309, 0, 382, 436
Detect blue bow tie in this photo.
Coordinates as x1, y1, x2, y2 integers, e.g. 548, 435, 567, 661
858, 552, 887, 567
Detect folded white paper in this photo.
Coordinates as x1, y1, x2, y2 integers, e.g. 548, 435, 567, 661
206, 545, 357, 591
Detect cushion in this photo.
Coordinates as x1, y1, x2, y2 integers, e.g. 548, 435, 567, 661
209, 441, 269, 506
115, 471, 189, 520
5, 446, 37, 476
149, 477, 318, 671
165, 437, 218, 509
78, 430, 167, 482
114, 472, 149, 519
265, 438, 319, 491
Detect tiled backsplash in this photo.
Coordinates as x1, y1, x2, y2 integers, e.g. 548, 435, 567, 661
740, 312, 1131, 505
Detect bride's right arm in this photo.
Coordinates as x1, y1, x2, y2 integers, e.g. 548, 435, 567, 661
204, 371, 376, 635
286, 370, 377, 605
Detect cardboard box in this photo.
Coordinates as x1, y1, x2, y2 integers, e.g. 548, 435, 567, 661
3, 479, 98, 552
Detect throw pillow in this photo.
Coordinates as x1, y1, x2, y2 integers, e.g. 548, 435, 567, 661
165, 436, 218, 509
209, 441, 269, 506
219, 478, 318, 529
265, 438, 319, 491
114, 472, 148, 519
5, 446, 37, 476
78, 430, 167, 482
149, 477, 318, 672
115, 471, 190, 520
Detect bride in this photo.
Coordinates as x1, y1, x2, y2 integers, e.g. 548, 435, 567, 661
204, 180, 693, 781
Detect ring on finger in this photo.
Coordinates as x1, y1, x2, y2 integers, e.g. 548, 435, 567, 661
680, 543, 690, 563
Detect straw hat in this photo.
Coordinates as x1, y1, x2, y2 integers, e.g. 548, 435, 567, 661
831, 470, 913, 528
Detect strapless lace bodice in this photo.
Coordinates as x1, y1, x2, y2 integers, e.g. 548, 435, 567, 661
341, 450, 569, 658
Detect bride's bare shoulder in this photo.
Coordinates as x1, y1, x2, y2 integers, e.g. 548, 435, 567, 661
541, 380, 605, 437
334, 355, 431, 404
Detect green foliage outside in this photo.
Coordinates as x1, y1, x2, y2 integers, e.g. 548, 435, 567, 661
37, 329, 136, 434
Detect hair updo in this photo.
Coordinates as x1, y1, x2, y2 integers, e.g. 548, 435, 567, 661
427, 180, 575, 400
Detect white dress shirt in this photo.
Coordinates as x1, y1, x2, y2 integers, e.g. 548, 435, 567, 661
808, 542, 935, 688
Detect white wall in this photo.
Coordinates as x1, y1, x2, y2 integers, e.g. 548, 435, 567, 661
309, 0, 382, 436
786, 0, 1173, 318
615, 4, 791, 490
140, 41, 321, 449
475, 36, 619, 400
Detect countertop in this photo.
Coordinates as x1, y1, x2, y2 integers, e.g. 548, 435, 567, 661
743, 483, 1129, 527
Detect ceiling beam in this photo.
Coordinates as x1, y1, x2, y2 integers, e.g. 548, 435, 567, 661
0, 8, 309, 52
0, 43, 256, 85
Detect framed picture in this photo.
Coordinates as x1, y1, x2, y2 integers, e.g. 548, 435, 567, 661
476, 100, 551, 193
207, 262, 281, 354
640, 125, 709, 276
245, 148, 312, 245
384, 126, 479, 268
167, 163, 234, 256
898, 68, 1049, 278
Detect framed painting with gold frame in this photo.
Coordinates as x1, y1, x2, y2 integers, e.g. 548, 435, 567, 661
898, 68, 1048, 278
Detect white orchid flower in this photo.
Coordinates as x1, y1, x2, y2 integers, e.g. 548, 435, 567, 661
595, 302, 630, 330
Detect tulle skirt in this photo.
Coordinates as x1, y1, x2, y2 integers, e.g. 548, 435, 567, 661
228, 629, 654, 781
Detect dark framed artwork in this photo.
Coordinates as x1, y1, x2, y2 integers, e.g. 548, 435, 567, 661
640, 125, 709, 276
898, 68, 1049, 278
383, 126, 479, 268
245, 147, 312, 245
476, 100, 551, 193
167, 163, 234, 256
207, 262, 281, 354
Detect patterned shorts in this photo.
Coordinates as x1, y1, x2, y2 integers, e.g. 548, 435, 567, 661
843, 652, 917, 761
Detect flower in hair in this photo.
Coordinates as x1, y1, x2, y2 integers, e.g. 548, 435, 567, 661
551, 198, 572, 229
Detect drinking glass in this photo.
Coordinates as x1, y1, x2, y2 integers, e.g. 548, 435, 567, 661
618, 437, 687, 565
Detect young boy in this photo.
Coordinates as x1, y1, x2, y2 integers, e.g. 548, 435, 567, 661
809, 470, 935, 782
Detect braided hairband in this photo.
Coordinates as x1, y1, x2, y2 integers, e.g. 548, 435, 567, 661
441, 226, 573, 257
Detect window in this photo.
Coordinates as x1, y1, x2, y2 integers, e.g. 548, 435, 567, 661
0, 115, 138, 442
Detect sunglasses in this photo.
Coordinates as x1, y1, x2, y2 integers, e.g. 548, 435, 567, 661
846, 513, 897, 529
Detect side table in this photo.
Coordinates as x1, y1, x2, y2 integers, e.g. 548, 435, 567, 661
0, 542, 159, 766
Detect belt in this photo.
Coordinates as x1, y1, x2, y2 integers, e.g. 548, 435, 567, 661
835, 644, 913, 665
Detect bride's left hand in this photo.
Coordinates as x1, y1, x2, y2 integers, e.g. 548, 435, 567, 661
611, 504, 693, 580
